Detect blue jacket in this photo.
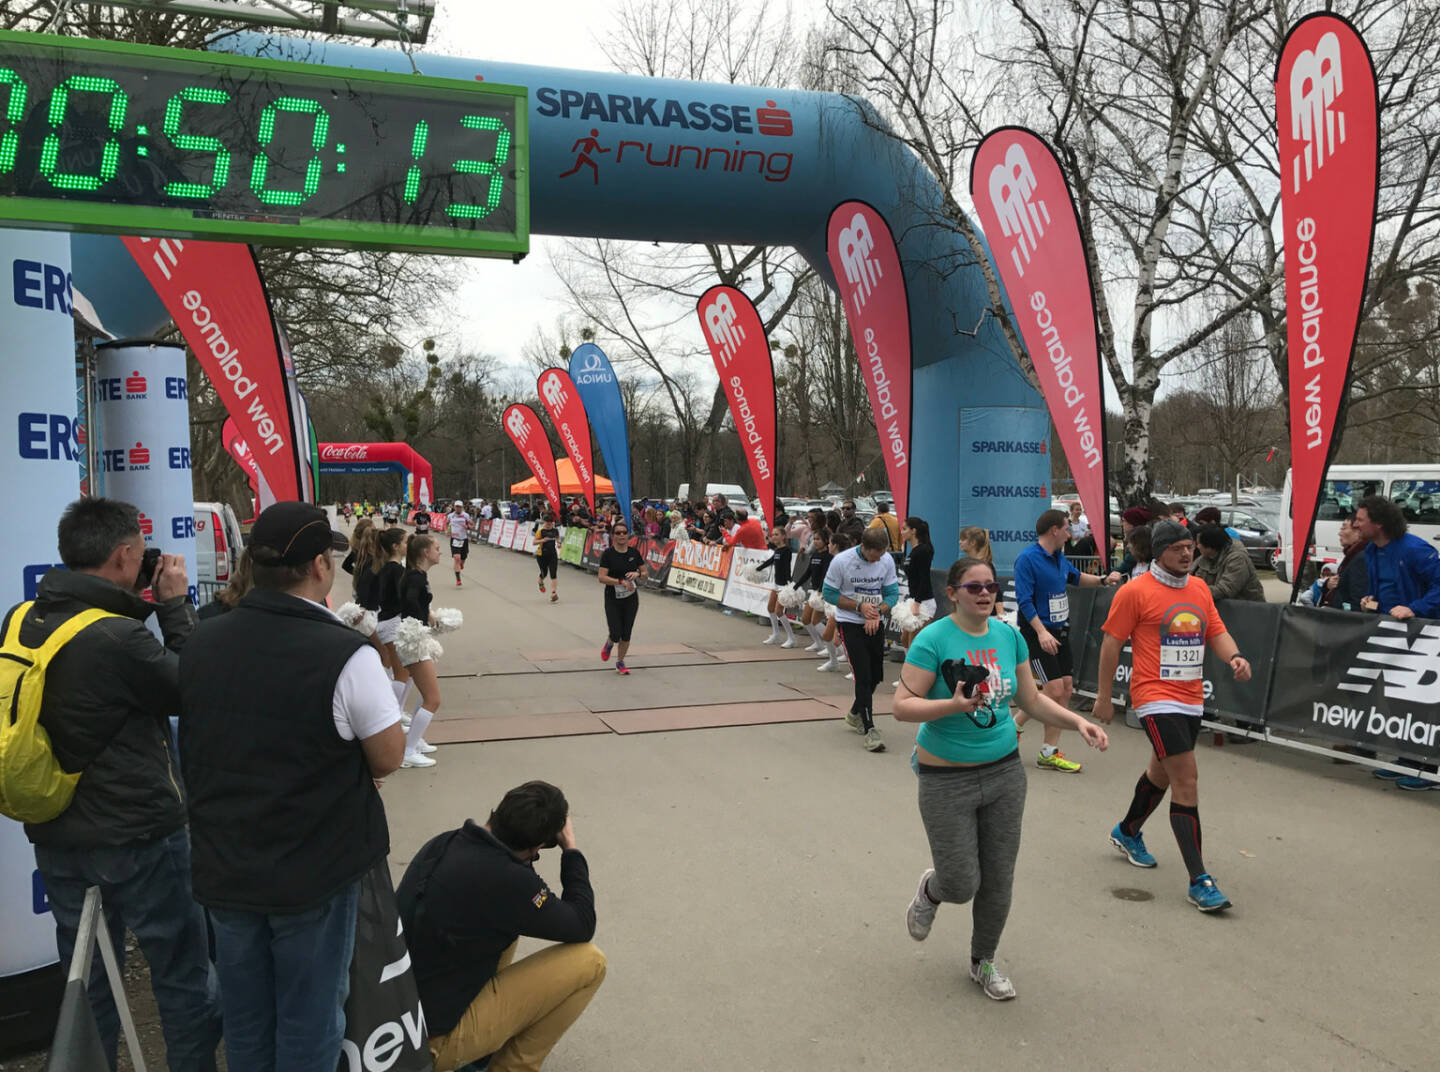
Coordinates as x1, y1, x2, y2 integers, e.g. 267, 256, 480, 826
1364, 533, 1440, 618
1014, 543, 1080, 628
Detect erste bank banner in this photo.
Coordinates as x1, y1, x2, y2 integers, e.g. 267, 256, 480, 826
502, 404, 563, 516
537, 367, 597, 513
970, 129, 1110, 569
696, 285, 777, 524
826, 202, 912, 521
1276, 15, 1378, 591
122, 237, 304, 502
568, 343, 631, 514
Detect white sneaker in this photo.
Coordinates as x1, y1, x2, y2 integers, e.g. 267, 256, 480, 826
401, 752, 437, 768
804, 641, 821, 652
907, 868, 938, 941
780, 637, 797, 649
970, 959, 1016, 1000
417, 740, 437, 754
863, 727, 885, 752
844, 672, 854, 681
762, 633, 779, 645
817, 657, 838, 672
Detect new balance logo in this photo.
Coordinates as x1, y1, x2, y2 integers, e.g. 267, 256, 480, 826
989, 143, 1049, 277
541, 373, 568, 410
1338, 620, 1440, 705
703, 292, 745, 362
1288, 31, 1346, 193
836, 211, 883, 310
139, 236, 185, 281
505, 409, 531, 444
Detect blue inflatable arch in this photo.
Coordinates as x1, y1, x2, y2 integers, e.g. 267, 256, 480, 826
72, 35, 1050, 568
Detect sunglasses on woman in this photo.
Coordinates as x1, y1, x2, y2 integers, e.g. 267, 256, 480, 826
952, 581, 1001, 595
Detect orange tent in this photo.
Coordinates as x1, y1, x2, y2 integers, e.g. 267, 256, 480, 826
510, 457, 615, 496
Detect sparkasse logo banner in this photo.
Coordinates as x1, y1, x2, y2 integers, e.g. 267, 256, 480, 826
1275, 14, 1378, 589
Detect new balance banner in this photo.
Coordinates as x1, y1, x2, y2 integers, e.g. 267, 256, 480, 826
1276, 15, 1379, 591
696, 286, 777, 523
502, 404, 562, 516
1267, 609, 1440, 765
667, 540, 732, 601
122, 238, 304, 502
221, 417, 267, 511
827, 202, 912, 521
971, 130, 1110, 570
568, 344, 631, 515
537, 367, 597, 513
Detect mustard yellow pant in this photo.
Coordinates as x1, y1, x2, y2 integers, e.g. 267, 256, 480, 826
428, 941, 607, 1072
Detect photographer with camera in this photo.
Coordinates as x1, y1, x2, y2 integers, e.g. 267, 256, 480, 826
894, 557, 1108, 1002
14, 497, 220, 1071
398, 781, 606, 1072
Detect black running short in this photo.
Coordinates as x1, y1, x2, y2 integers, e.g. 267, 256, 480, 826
1019, 619, 1073, 683
1139, 711, 1202, 758
537, 547, 558, 578
451, 538, 469, 562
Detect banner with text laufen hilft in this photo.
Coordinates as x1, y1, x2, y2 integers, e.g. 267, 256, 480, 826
970, 129, 1110, 569
567, 343, 631, 513
503, 404, 563, 517
826, 202, 912, 521
1276, 15, 1378, 594
537, 367, 597, 513
696, 285, 777, 524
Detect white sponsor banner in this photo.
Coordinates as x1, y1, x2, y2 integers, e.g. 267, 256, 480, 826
670, 568, 727, 600
722, 546, 774, 615
94, 343, 198, 609
519, 525, 538, 554
0, 228, 74, 978
508, 521, 527, 551
496, 519, 516, 547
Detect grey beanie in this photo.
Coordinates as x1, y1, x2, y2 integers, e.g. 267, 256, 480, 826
1149, 519, 1190, 561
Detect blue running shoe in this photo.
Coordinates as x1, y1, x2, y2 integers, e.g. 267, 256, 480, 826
1110, 823, 1157, 868
1373, 768, 1405, 781
1396, 776, 1438, 791
1187, 873, 1232, 913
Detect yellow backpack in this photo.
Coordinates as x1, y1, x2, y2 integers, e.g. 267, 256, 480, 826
0, 601, 120, 823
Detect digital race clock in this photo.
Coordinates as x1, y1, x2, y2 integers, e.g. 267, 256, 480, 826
0, 31, 528, 257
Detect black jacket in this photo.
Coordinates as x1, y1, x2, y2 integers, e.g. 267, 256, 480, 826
398, 821, 595, 1037
399, 568, 432, 623
17, 570, 194, 849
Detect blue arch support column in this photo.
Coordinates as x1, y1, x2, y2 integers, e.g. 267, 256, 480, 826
72, 36, 1050, 570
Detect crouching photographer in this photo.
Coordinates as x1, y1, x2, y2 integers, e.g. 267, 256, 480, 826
891, 556, 1107, 1002
398, 781, 606, 1072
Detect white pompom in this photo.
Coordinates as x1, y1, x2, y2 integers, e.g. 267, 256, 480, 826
891, 602, 932, 633
431, 607, 464, 633
823, 601, 838, 619
395, 617, 443, 665
806, 589, 825, 612
776, 583, 806, 610
337, 602, 378, 637
736, 562, 768, 585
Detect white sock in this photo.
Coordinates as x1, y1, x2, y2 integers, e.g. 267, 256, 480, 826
406, 708, 435, 756
808, 623, 824, 644
780, 616, 795, 642
767, 612, 781, 638
391, 680, 407, 704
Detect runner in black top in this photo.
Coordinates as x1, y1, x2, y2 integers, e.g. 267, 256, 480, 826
414, 507, 432, 535
799, 529, 833, 654
597, 521, 644, 675
758, 525, 796, 647
534, 511, 560, 602
398, 533, 442, 768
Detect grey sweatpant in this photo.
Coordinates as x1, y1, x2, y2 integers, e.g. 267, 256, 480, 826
916, 753, 1026, 960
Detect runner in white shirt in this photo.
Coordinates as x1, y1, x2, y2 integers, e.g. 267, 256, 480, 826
447, 502, 473, 587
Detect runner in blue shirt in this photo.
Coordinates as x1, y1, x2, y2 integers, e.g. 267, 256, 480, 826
1012, 508, 1110, 772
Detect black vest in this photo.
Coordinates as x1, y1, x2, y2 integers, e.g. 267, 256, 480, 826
179, 589, 389, 912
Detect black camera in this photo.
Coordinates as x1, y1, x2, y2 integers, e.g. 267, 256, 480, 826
135, 546, 162, 591
939, 658, 991, 698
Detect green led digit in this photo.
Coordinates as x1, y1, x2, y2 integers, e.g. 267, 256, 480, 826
39, 75, 128, 191
0, 68, 26, 173
403, 119, 429, 203
162, 86, 232, 198
249, 96, 330, 207
446, 116, 511, 219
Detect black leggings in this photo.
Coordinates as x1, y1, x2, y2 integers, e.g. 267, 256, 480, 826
604, 595, 639, 643
840, 619, 886, 732
538, 549, 557, 578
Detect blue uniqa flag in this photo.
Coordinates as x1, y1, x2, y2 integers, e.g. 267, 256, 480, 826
567, 343, 632, 514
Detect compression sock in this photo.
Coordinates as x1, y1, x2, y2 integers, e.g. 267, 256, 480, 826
1120, 774, 1168, 837
1169, 803, 1205, 882
779, 616, 795, 643
405, 708, 435, 757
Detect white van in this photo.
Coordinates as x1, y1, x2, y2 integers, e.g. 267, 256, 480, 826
193, 501, 245, 587
1277, 464, 1440, 582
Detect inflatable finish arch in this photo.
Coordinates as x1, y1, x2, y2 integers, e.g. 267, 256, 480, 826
72, 36, 1050, 567
318, 442, 433, 505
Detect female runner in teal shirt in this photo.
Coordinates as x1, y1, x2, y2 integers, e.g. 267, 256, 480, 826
893, 557, 1108, 1001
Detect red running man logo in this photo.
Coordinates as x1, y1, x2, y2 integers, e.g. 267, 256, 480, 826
559, 129, 610, 184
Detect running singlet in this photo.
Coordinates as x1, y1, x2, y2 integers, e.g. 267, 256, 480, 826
822, 546, 898, 624
906, 616, 1024, 764
1101, 572, 1225, 712
448, 512, 472, 542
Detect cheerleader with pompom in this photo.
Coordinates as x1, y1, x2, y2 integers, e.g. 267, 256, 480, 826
755, 526, 797, 647
890, 517, 937, 687
816, 531, 852, 672
372, 526, 410, 698
798, 526, 832, 654
396, 534, 443, 768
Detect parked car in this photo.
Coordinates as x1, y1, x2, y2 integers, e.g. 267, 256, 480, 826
193, 501, 244, 586
1219, 507, 1279, 571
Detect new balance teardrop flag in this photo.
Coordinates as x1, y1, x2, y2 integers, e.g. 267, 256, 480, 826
696, 285, 777, 524
568, 343, 632, 515
1277, 14, 1378, 593
503, 404, 563, 517
826, 202, 912, 521
971, 128, 1111, 569
537, 367, 597, 513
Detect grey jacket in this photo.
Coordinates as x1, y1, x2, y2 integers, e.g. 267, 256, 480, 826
1192, 541, 1265, 603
